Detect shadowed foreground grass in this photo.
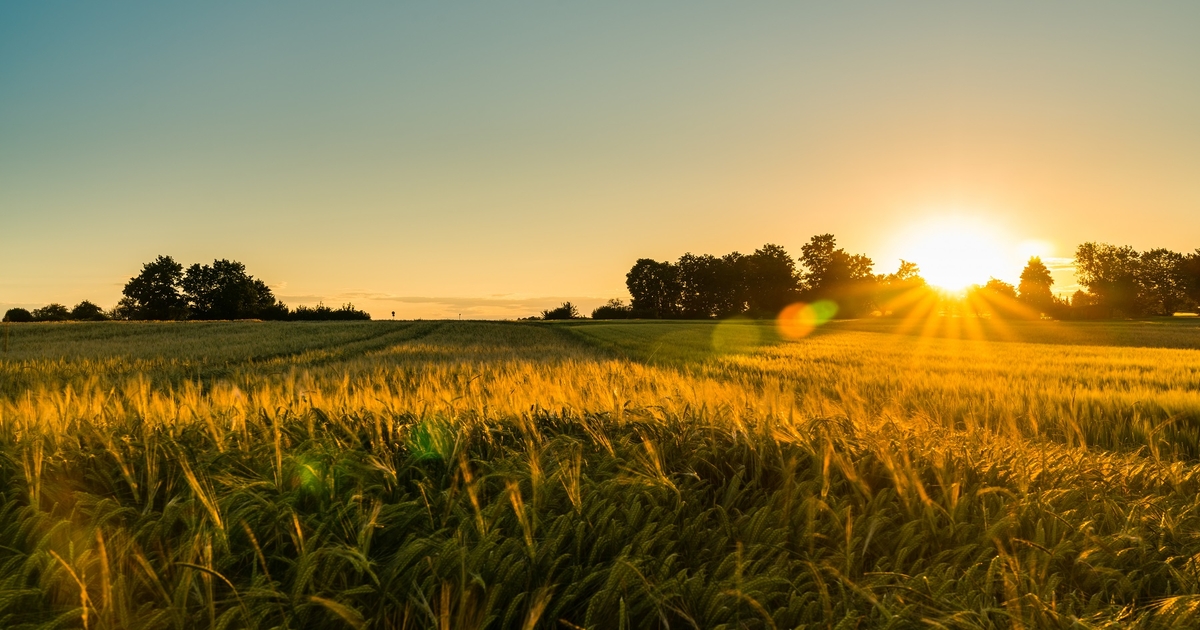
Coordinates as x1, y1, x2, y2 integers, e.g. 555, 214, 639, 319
1, 320, 1200, 628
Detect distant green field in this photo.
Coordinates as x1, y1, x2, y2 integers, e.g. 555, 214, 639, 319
2, 319, 1200, 628
558, 316, 1200, 362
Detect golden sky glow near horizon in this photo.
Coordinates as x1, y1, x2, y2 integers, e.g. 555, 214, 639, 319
2, 3, 1198, 318
891, 218, 1011, 293
882, 214, 1063, 293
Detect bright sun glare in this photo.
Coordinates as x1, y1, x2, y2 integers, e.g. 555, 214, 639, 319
902, 220, 1008, 293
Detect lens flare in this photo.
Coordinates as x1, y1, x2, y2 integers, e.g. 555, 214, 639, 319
777, 300, 838, 340
408, 420, 454, 461
712, 317, 762, 353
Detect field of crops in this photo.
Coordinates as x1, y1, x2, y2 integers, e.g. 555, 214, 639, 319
2, 318, 1200, 629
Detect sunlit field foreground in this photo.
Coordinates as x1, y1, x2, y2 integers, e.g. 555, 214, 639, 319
2, 319, 1200, 629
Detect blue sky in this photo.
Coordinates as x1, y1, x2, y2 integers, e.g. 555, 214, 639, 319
3, 3, 1198, 318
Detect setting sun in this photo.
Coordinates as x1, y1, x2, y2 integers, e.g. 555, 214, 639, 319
898, 219, 1008, 292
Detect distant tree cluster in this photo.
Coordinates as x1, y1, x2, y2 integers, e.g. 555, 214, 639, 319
594, 236, 1200, 322
115, 256, 370, 321
962, 258, 1070, 320
962, 245, 1200, 319
4, 256, 371, 323
528, 299, 631, 321
114, 256, 281, 320
540, 302, 582, 320
287, 303, 375, 321
3, 301, 108, 323
1070, 243, 1200, 317
611, 236, 904, 320
590, 299, 634, 319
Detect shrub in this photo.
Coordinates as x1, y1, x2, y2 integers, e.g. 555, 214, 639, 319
31, 304, 70, 322
591, 298, 633, 319
258, 301, 291, 321
289, 302, 371, 321
540, 302, 580, 320
70, 301, 108, 321
2, 308, 33, 323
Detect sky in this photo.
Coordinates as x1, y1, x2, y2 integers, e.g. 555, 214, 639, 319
3, 2, 1198, 319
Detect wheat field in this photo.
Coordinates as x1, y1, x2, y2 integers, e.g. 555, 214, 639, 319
1, 319, 1199, 628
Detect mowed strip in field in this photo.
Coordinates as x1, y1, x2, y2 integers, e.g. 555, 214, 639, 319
1, 319, 1199, 628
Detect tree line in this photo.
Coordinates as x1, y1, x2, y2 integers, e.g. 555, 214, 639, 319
966, 243, 1200, 319
7, 243, 1198, 324
584, 236, 925, 320
1, 301, 108, 323
1071, 243, 1200, 317
3, 256, 370, 322
573, 236, 1200, 320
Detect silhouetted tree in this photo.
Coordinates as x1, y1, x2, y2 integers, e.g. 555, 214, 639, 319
744, 244, 800, 316
876, 260, 932, 318
258, 301, 291, 321
2, 308, 33, 323
1068, 289, 1104, 319
714, 252, 750, 317
1138, 248, 1188, 316
112, 298, 137, 320
676, 253, 725, 318
888, 260, 923, 284
540, 302, 580, 320
621, 239, 880, 320
799, 234, 838, 291
289, 303, 370, 321
799, 235, 875, 317
626, 259, 681, 318
31, 304, 70, 322
70, 300, 107, 321
182, 259, 284, 319
1018, 257, 1055, 315
122, 255, 187, 320
1182, 250, 1200, 312
966, 278, 1027, 318
591, 299, 633, 319
983, 278, 1018, 300
1074, 243, 1141, 317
